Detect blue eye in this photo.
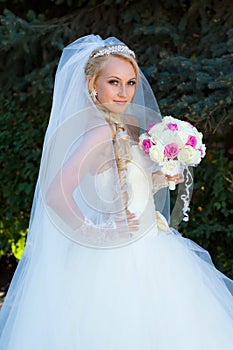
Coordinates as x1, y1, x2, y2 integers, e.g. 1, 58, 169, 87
128, 80, 136, 86
109, 80, 118, 85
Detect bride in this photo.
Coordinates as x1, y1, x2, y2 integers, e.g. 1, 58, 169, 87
0, 34, 232, 350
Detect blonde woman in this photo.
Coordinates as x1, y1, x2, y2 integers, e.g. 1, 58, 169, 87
0, 34, 232, 350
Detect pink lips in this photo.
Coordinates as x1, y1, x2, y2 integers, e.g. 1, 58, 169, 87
114, 100, 128, 104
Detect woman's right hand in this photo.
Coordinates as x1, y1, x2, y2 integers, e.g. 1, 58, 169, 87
115, 213, 140, 233
127, 213, 140, 232
165, 173, 184, 184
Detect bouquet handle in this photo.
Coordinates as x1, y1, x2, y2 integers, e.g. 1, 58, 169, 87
168, 180, 176, 191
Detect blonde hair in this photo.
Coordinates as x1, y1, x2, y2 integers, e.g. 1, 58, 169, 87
85, 48, 139, 218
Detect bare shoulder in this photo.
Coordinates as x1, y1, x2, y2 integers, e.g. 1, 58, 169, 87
121, 114, 140, 128
121, 114, 140, 142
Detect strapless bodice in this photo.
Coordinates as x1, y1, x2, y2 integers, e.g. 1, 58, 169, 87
93, 145, 159, 236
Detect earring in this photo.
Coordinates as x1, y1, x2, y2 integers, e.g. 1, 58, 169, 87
90, 89, 98, 102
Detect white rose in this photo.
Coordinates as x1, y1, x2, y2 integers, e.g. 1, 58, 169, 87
149, 146, 164, 163
160, 160, 181, 176
192, 129, 203, 146
158, 129, 173, 145
174, 131, 188, 148
180, 120, 189, 129
156, 140, 165, 152
163, 115, 176, 124
178, 146, 201, 165
150, 124, 164, 140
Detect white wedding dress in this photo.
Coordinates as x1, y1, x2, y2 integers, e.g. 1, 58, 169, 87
0, 145, 233, 350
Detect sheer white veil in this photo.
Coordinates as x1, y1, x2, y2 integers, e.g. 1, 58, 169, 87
34, 34, 171, 249
0, 35, 171, 342
2, 34, 172, 255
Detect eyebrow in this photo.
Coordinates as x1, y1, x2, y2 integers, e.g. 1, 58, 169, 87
106, 75, 137, 80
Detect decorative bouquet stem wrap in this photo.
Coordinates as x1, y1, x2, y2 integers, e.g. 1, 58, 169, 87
139, 116, 206, 221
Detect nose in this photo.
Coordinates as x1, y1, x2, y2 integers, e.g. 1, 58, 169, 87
118, 84, 127, 97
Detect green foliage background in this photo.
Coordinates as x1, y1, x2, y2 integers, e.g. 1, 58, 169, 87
1, 0, 233, 276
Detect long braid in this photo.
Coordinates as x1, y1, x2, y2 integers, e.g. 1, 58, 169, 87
104, 111, 132, 218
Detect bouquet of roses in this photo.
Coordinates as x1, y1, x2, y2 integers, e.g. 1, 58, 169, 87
139, 116, 206, 190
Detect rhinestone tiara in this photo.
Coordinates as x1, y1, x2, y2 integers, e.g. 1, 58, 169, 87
90, 45, 135, 59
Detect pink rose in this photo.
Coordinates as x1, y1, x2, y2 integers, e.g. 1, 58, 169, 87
186, 135, 197, 148
164, 143, 179, 159
142, 139, 153, 155
167, 122, 178, 131
146, 122, 157, 133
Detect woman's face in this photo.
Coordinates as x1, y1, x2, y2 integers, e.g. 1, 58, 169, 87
93, 56, 137, 113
